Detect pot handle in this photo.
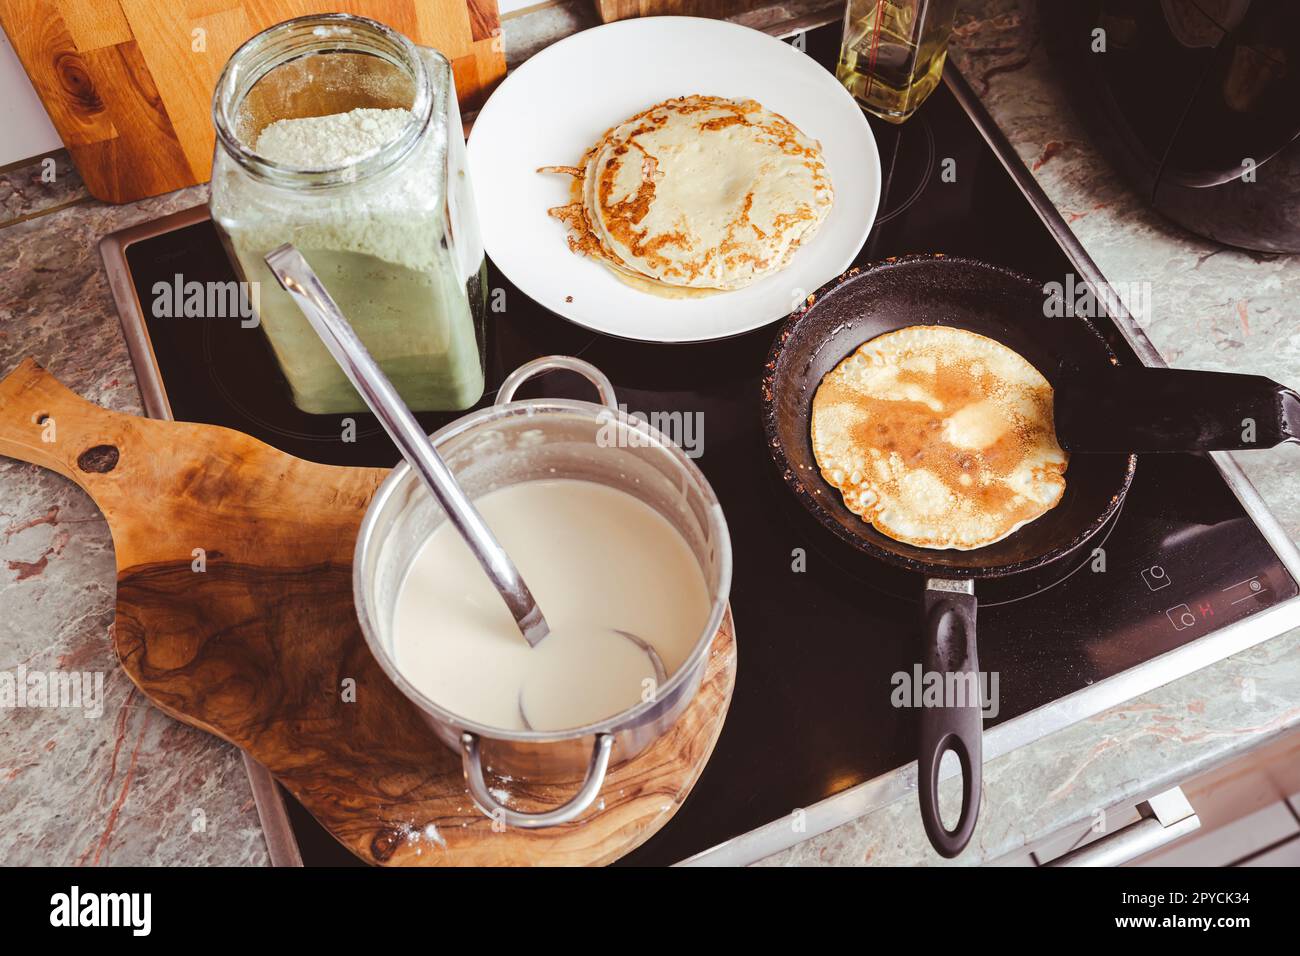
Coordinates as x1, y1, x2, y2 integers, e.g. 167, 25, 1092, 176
495, 356, 619, 410
918, 579, 982, 858
460, 731, 614, 829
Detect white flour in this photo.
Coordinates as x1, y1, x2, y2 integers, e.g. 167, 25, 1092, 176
254, 107, 413, 168
211, 88, 486, 415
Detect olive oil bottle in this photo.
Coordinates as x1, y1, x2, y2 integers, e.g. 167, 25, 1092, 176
838, 0, 960, 123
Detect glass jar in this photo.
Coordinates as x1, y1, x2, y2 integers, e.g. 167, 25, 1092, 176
209, 14, 486, 414
838, 0, 960, 123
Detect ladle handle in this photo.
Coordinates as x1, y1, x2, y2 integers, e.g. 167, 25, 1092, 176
264, 244, 549, 648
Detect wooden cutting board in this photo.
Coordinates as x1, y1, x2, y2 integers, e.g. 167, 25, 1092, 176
0, 0, 506, 203
0, 358, 737, 866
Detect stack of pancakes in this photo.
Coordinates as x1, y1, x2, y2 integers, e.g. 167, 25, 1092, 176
543, 95, 834, 293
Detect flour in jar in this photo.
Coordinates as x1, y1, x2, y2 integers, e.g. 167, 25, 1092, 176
214, 101, 486, 415
392, 479, 712, 731
254, 107, 414, 168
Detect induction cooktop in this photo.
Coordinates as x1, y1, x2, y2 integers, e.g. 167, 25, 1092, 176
100, 23, 1300, 866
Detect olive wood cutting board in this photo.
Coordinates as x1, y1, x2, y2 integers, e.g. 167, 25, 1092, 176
0, 358, 737, 866
0, 0, 506, 203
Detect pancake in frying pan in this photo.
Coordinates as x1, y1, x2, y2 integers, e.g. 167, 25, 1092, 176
811, 326, 1069, 550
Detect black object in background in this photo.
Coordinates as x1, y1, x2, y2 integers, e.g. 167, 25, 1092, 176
1041, 0, 1300, 253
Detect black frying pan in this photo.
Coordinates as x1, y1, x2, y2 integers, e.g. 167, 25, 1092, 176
761, 255, 1138, 857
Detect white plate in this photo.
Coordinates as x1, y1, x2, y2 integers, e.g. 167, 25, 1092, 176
467, 17, 881, 343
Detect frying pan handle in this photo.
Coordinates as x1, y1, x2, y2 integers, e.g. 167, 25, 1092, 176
1054, 366, 1300, 454
918, 579, 982, 858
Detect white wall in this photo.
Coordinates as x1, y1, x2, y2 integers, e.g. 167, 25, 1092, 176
0, 29, 61, 166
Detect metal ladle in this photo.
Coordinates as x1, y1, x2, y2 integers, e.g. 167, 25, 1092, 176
263, 245, 667, 727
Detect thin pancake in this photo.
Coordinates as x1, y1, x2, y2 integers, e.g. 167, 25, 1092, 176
811, 326, 1069, 550
543, 95, 833, 291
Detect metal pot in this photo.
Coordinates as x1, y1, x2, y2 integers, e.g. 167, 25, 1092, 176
353, 356, 732, 828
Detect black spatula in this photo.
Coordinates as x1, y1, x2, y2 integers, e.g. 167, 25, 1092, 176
1054, 366, 1300, 454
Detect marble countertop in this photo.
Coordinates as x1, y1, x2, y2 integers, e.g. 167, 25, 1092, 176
1, 0, 1296, 867
0, 179, 266, 865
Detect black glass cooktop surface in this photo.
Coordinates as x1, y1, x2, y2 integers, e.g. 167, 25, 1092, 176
117, 25, 1296, 866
